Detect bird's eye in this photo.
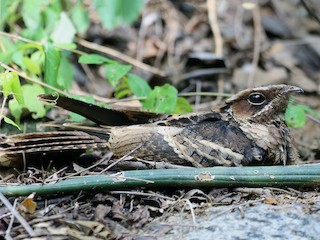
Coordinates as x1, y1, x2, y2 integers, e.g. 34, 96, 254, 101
248, 93, 266, 105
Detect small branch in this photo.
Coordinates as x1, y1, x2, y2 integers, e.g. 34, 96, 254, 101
0, 63, 66, 95
110, 190, 175, 200
0, 31, 85, 55
179, 91, 230, 98
77, 38, 165, 76
0, 31, 41, 45
248, 4, 262, 86
215, 198, 265, 217
98, 143, 144, 174
0, 95, 7, 124
101, 91, 231, 104
207, 0, 223, 57
307, 114, 320, 125
0, 193, 35, 236
300, 0, 320, 25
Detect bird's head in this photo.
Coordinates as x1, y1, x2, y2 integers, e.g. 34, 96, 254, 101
221, 85, 303, 123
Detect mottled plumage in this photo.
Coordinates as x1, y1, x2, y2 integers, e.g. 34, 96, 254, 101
0, 85, 302, 168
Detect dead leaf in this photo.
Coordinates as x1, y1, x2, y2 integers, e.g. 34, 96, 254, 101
20, 192, 37, 214
94, 204, 111, 222
264, 195, 278, 205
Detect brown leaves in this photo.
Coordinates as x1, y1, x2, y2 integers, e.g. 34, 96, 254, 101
20, 193, 37, 214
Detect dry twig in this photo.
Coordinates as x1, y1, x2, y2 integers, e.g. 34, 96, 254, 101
77, 38, 165, 76
207, 0, 223, 57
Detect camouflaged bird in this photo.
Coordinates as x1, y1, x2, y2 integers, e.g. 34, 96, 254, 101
0, 84, 302, 168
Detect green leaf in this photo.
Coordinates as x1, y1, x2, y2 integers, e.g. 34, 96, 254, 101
44, 43, 61, 91
8, 99, 22, 125
23, 57, 41, 75
57, 53, 74, 90
9, 84, 46, 124
114, 78, 131, 99
9, 73, 24, 105
20, 27, 46, 41
17, 42, 42, 52
50, 12, 76, 43
22, 84, 46, 119
285, 104, 307, 128
142, 84, 178, 113
79, 54, 114, 64
71, 3, 89, 34
127, 74, 151, 97
105, 63, 132, 87
43, 3, 61, 34
3, 116, 21, 130
22, 0, 43, 30
30, 50, 45, 65
174, 97, 193, 114
0, 72, 24, 105
93, 0, 144, 30
0, 36, 18, 63
0, 1, 20, 30
53, 43, 77, 50
11, 51, 24, 69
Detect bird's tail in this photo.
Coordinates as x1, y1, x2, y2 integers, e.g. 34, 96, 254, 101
0, 131, 108, 168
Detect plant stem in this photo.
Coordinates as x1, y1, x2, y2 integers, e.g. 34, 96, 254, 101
0, 63, 66, 95
0, 164, 319, 196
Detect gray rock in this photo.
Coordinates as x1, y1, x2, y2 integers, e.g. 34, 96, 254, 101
140, 204, 320, 240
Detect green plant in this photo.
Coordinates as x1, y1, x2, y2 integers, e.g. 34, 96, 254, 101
1, 0, 318, 131
79, 54, 192, 114
285, 101, 320, 128
0, 1, 192, 129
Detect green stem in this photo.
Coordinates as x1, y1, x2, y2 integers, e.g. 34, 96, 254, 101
1, 164, 319, 196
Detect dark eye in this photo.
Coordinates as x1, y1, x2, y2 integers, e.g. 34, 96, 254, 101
248, 93, 266, 105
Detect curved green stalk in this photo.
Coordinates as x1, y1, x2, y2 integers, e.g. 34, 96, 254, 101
1, 164, 319, 196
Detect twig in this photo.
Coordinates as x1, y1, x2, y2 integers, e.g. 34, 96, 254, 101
215, 198, 265, 217
180, 91, 231, 98
300, 0, 320, 25
98, 143, 144, 174
0, 62, 66, 95
234, 4, 245, 49
0, 95, 7, 124
46, 152, 113, 182
0, 31, 84, 55
80, 63, 96, 83
136, 7, 148, 62
5, 198, 17, 240
180, 199, 197, 225
267, 187, 299, 196
101, 91, 231, 104
45, 166, 68, 182
0, 31, 41, 45
207, 0, 223, 57
12, 214, 64, 232
110, 190, 175, 200
307, 114, 320, 125
207, 0, 225, 103
76, 38, 165, 76
248, 4, 262, 86
195, 81, 202, 111
0, 192, 35, 236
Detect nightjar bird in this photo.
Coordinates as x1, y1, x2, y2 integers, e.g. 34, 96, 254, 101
0, 84, 302, 168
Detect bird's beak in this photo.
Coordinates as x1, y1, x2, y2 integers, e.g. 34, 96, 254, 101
284, 85, 304, 93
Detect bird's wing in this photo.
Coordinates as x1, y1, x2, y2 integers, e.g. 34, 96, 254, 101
38, 94, 168, 126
